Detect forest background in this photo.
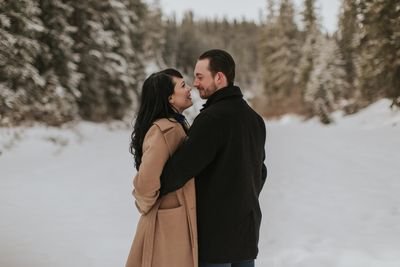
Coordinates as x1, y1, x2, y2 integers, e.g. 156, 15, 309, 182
1, 0, 399, 126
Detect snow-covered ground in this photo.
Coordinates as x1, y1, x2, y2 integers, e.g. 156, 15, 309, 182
1, 99, 399, 267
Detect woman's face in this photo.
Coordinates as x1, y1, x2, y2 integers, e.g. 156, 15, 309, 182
169, 77, 192, 113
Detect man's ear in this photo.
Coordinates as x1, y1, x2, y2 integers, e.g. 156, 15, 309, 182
215, 72, 222, 84
218, 72, 223, 81
216, 72, 227, 86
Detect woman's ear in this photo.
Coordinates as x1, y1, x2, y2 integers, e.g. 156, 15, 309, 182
168, 95, 174, 104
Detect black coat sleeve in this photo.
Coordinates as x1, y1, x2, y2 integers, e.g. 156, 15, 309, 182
260, 151, 267, 191
259, 117, 267, 193
159, 113, 221, 196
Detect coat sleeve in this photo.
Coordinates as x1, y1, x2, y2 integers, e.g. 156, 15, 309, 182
133, 125, 170, 214
159, 113, 222, 196
260, 117, 267, 192
260, 150, 267, 194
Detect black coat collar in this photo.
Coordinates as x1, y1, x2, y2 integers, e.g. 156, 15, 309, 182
201, 85, 243, 111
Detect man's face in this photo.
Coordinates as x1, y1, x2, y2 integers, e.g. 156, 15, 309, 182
193, 59, 218, 99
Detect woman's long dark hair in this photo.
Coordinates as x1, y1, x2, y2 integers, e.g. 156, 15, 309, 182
130, 69, 184, 170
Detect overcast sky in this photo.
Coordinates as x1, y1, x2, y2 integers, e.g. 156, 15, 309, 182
148, 0, 341, 33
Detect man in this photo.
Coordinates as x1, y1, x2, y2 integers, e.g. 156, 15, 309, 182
160, 49, 267, 267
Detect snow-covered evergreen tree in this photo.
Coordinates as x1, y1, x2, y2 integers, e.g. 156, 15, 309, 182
355, 0, 400, 105
301, 0, 318, 33
266, 0, 276, 23
260, 0, 278, 92
66, 0, 110, 121
67, 0, 146, 121
143, 0, 165, 69
0, 0, 44, 125
36, 0, 80, 124
390, 0, 400, 106
305, 37, 348, 123
38, 0, 80, 93
162, 16, 179, 69
295, 0, 322, 99
175, 11, 203, 75
337, 0, 358, 98
99, 0, 146, 119
261, 0, 300, 98
230, 20, 261, 90
124, 0, 147, 102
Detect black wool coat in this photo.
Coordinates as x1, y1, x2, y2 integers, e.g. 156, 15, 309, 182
160, 85, 267, 263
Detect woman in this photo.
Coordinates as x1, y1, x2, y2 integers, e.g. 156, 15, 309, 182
126, 69, 198, 267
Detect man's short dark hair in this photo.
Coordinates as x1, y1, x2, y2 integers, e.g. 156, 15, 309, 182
198, 49, 235, 85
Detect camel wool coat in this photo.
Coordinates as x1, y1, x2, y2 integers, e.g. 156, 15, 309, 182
126, 118, 198, 267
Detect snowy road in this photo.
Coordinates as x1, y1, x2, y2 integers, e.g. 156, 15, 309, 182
1, 100, 400, 267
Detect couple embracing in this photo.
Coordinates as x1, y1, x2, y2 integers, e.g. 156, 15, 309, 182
126, 49, 267, 267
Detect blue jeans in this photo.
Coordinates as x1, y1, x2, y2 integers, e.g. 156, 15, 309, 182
199, 260, 255, 267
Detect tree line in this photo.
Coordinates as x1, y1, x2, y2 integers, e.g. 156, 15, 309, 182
1, 0, 146, 126
260, 0, 400, 123
1, 0, 399, 126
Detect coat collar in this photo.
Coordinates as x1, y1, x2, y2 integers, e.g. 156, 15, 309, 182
201, 85, 243, 111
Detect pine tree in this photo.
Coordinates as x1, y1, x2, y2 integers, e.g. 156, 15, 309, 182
36, 0, 80, 124
66, 0, 146, 121
37, 0, 80, 93
355, 0, 400, 105
143, 0, 165, 68
260, 0, 278, 92
66, 0, 108, 120
296, 0, 322, 100
389, 0, 400, 106
337, 0, 358, 98
99, 0, 134, 119
175, 11, 203, 75
230, 20, 261, 90
261, 0, 300, 100
304, 37, 348, 123
0, 0, 45, 125
124, 0, 147, 102
266, 0, 276, 23
162, 16, 179, 68
100, 0, 146, 119
302, 0, 318, 33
